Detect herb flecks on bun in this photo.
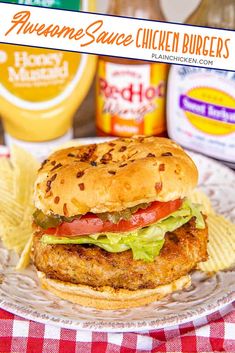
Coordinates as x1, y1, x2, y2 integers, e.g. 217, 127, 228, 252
32, 136, 208, 309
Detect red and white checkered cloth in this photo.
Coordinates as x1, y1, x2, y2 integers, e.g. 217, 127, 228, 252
0, 302, 234, 352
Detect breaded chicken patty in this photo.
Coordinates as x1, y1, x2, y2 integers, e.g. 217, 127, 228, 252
32, 217, 208, 291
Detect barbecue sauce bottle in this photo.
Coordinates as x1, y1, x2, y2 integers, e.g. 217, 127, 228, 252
167, 0, 235, 168
96, 0, 168, 137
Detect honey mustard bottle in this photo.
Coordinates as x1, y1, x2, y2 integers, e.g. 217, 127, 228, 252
0, 0, 96, 158
96, 0, 168, 137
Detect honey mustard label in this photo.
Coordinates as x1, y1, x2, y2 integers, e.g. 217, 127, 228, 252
0, 44, 82, 103
0, 1, 87, 107
96, 60, 168, 137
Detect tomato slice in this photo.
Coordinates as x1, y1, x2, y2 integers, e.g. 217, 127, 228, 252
44, 199, 183, 237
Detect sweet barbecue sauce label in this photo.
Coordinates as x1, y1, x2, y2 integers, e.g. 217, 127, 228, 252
167, 66, 235, 164
180, 86, 235, 135
96, 60, 168, 137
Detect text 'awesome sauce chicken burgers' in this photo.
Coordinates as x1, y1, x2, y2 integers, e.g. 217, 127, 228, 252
32, 137, 208, 309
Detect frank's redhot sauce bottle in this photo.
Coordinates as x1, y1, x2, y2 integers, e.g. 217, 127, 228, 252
96, 0, 168, 137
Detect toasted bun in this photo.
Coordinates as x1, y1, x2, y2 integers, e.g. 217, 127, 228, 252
38, 272, 191, 309
34, 137, 198, 216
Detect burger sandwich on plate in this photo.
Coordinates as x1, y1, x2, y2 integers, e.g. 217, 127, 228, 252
32, 136, 208, 309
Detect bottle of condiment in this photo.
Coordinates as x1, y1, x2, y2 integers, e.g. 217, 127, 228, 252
0, 0, 96, 158
167, 0, 235, 168
96, 0, 168, 137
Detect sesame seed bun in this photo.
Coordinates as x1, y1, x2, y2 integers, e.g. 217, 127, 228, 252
38, 271, 191, 310
34, 137, 198, 216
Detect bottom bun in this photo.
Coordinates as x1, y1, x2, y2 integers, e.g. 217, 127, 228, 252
38, 272, 191, 309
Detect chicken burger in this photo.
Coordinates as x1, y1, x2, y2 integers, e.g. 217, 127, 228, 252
32, 136, 208, 309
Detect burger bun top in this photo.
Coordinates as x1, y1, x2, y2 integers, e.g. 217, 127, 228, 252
34, 136, 198, 216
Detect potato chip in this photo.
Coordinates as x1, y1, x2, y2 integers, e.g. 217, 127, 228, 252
1, 216, 33, 253
0, 158, 13, 190
16, 234, 33, 270
188, 189, 234, 273
0, 145, 39, 261
191, 189, 235, 273
198, 214, 235, 273
10, 145, 39, 206
189, 189, 214, 215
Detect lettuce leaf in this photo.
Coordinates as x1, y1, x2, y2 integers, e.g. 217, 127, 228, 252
41, 200, 205, 262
